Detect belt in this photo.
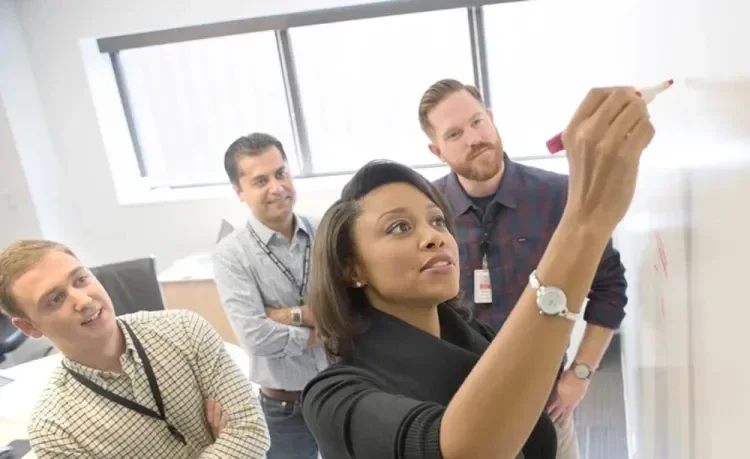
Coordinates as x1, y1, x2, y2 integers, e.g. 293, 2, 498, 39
261, 387, 302, 403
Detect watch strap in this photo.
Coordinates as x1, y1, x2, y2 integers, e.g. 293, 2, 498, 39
558, 310, 581, 322
529, 270, 542, 290
529, 270, 581, 322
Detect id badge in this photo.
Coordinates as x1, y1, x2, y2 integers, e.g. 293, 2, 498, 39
474, 269, 493, 303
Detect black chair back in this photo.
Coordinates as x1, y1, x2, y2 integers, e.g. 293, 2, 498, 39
0, 314, 27, 363
90, 257, 166, 316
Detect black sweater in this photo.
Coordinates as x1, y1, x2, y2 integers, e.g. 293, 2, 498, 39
302, 304, 557, 458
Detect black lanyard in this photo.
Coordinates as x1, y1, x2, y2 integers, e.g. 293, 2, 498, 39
65, 321, 186, 445
247, 219, 311, 299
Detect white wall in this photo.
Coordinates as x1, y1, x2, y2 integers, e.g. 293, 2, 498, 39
0, 0, 81, 249
0, 98, 42, 247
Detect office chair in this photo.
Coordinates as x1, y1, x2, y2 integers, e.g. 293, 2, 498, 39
216, 217, 235, 243
0, 314, 27, 364
90, 256, 166, 316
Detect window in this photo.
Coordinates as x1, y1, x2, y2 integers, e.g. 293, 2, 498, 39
118, 32, 298, 188
290, 9, 475, 174
107, 1, 574, 192
483, 1, 624, 158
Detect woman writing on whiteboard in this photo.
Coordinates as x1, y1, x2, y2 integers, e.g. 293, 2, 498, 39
302, 86, 655, 459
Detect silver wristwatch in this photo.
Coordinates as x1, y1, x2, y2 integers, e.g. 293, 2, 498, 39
290, 307, 303, 327
528, 270, 580, 321
571, 362, 595, 380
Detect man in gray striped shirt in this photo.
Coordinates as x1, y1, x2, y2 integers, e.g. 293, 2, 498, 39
213, 132, 327, 459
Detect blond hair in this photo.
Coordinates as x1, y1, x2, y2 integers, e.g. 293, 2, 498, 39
0, 240, 77, 318
418, 79, 484, 136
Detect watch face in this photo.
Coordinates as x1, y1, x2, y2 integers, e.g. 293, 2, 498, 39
574, 364, 592, 379
538, 287, 567, 315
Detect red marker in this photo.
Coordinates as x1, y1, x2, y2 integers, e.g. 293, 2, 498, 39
546, 79, 674, 154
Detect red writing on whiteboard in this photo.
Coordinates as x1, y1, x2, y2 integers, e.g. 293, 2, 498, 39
655, 233, 669, 279
660, 298, 666, 319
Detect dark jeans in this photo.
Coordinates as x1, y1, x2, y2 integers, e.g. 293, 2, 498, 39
260, 392, 319, 459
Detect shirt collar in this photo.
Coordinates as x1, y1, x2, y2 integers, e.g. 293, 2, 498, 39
61, 319, 140, 379
351, 304, 489, 404
247, 213, 310, 245
118, 318, 141, 364
442, 152, 521, 216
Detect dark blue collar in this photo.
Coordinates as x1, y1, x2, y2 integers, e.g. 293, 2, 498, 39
442, 152, 522, 217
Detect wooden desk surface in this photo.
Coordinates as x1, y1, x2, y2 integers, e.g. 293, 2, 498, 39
0, 343, 252, 458
157, 253, 240, 346
160, 280, 239, 345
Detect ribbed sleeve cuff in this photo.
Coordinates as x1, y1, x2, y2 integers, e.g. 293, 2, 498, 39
401, 405, 444, 459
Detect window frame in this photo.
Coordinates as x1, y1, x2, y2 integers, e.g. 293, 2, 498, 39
101, 0, 557, 190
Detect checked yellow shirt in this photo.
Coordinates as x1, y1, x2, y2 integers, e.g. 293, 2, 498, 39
27, 310, 270, 458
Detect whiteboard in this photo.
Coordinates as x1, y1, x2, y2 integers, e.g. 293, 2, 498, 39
616, 77, 750, 459
616, 164, 692, 459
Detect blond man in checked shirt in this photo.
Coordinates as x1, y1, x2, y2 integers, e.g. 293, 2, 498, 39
0, 240, 270, 458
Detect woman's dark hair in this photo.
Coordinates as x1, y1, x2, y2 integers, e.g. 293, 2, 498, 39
308, 160, 470, 362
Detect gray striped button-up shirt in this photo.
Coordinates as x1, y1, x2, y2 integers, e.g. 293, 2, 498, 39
212, 213, 328, 391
